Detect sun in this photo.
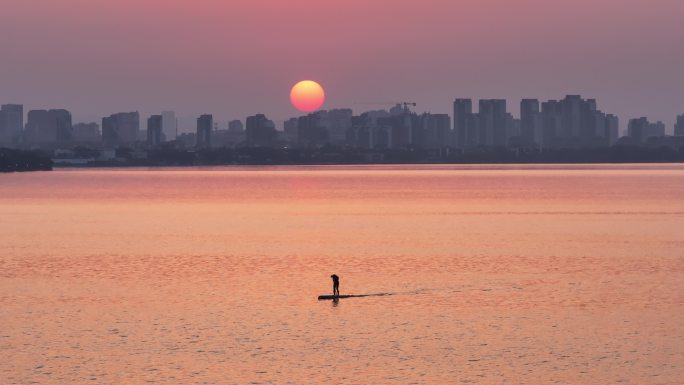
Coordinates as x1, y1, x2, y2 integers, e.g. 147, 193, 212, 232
290, 80, 325, 113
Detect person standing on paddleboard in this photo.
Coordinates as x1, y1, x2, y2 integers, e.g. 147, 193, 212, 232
331, 274, 340, 297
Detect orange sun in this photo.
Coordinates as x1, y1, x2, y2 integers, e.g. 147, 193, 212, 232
290, 80, 325, 112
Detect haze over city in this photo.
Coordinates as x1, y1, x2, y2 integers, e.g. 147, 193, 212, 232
1, 0, 683, 128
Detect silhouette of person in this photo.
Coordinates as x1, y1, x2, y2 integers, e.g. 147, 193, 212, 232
331, 274, 340, 297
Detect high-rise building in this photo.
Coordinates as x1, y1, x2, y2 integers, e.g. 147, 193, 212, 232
675, 114, 684, 136
604, 114, 619, 146
214, 120, 246, 148
507, 116, 521, 141
420, 113, 451, 149
196, 114, 213, 149
628, 117, 665, 143
72, 122, 101, 144
297, 113, 329, 148
226, 120, 245, 147
102, 112, 139, 147
453, 99, 473, 148
294, 110, 344, 147
541, 95, 614, 148
147, 115, 163, 146
541, 100, 562, 147
228, 120, 243, 132
327, 109, 353, 145
346, 110, 390, 149
379, 104, 418, 148
478, 99, 507, 146
245, 114, 277, 147
561, 95, 583, 139
586, 111, 620, 147
366, 110, 392, 149
650, 121, 666, 137
25, 109, 72, 146
627, 117, 648, 142
0, 104, 23, 147
348, 115, 368, 149
161, 111, 177, 142
284, 118, 298, 144
377, 111, 417, 149
520, 99, 541, 147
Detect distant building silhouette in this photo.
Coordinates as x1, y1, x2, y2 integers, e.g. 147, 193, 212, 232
452, 99, 479, 148
520, 99, 542, 147
604, 114, 620, 146
245, 114, 276, 147
370, 104, 425, 148
293, 109, 353, 147
541, 100, 562, 147
648, 119, 665, 138
161, 111, 177, 142
0, 104, 23, 147
628, 117, 665, 143
25, 109, 72, 146
675, 114, 684, 136
420, 113, 451, 149
627, 118, 647, 142
284, 118, 298, 144
326, 109, 353, 145
228, 120, 244, 132
346, 110, 390, 149
378, 111, 414, 148
297, 113, 329, 148
72, 122, 101, 144
347, 115, 367, 148
227, 120, 246, 146
102, 112, 139, 147
196, 114, 213, 149
147, 115, 163, 146
212, 120, 245, 148
478, 99, 508, 146
176, 132, 196, 148
541, 95, 613, 148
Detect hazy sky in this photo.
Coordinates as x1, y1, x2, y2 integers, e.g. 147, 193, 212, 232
1, 0, 682, 131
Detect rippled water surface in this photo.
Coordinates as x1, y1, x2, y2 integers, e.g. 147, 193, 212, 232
1, 164, 683, 384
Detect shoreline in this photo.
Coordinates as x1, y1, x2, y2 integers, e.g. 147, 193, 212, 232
52, 159, 684, 169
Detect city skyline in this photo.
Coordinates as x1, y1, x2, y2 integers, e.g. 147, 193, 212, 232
3, 93, 682, 155
3, 93, 678, 134
1, 0, 682, 127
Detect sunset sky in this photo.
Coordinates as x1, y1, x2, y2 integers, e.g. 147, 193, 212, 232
1, 0, 682, 130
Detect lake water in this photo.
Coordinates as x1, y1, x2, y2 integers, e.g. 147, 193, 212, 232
1, 164, 683, 384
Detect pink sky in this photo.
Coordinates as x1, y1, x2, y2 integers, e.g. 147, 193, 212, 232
1, 0, 682, 130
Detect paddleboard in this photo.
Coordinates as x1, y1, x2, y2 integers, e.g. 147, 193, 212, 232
318, 295, 356, 300
317, 293, 392, 300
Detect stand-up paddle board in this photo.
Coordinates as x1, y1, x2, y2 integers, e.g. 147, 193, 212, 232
318, 295, 357, 300
317, 293, 392, 300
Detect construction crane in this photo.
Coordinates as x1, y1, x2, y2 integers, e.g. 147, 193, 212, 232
356, 101, 418, 112
400, 102, 417, 110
